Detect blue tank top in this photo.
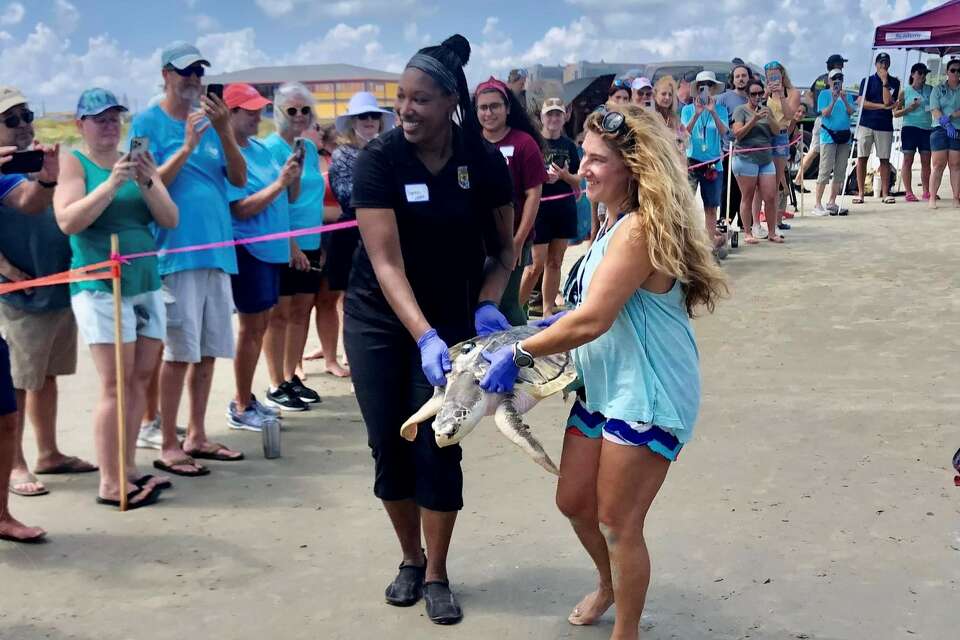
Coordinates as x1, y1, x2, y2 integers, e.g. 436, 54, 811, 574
572, 215, 701, 440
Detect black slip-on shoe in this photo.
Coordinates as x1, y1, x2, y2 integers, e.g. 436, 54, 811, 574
385, 562, 425, 607
424, 581, 463, 625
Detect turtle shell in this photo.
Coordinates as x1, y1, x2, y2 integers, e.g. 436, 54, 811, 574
449, 325, 576, 399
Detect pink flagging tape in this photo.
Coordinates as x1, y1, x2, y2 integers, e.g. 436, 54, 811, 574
117, 219, 360, 262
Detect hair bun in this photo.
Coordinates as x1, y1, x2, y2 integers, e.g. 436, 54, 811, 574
441, 34, 471, 67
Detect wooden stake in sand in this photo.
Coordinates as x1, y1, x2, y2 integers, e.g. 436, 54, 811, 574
110, 234, 128, 512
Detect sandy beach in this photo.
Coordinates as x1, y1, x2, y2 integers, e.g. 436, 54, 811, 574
1, 187, 958, 640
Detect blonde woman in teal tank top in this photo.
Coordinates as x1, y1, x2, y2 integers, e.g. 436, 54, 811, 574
52, 88, 178, 510
480, 105, 727, 637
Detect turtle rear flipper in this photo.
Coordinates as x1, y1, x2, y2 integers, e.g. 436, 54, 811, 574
493, 395, 559, 476
400, 386, 445, 441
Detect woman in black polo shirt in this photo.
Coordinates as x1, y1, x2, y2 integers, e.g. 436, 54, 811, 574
344, 34, 515, 625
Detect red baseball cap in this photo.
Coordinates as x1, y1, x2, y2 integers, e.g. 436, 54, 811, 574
224, 83, 271, 110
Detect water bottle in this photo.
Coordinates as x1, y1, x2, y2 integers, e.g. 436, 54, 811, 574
872, 173, 881, 197
262, 419, 281, 459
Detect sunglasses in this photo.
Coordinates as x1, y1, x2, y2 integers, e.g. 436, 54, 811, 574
169, 65, 205, 78
595, 106, 627, 136
356, 112, 383, 121
749, 91, 764, 97
611, 79, 631, 89
949, 68, 960, 74
3, 109, 34, 128
286, 106, 312, 116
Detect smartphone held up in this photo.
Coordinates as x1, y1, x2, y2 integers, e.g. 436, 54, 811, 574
0, 149, 43, 175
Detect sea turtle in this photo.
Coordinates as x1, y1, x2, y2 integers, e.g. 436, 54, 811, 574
400, 326, 576, 475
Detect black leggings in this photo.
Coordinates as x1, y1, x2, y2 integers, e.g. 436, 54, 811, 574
343, 318, 464, 512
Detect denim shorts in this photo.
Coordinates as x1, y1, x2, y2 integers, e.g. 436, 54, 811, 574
565, 397, 683, 462
732, 155, 776, 177
901, 125, 932, 154
688, 161, 723, 208
771, 132, 790, 158
72, 289, 166, 344
930, 126, 960, 152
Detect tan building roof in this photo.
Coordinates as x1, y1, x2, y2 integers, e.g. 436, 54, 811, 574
206, 64, 401, 85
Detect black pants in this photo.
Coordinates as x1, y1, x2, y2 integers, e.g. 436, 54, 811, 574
343, 317, 464, 512
720, 161, 743, 227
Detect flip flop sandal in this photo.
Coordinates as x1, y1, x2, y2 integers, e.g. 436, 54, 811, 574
185, 443, 245, 462
768, 235, 785, 244
883, 197, 896, 204
135, 474, 172, 491
96, 484, 161, 510
9, 474, 49, 497
852, 197, 865, 204
34, 456, 98, 475
153, 457, 210, 477
423, 581, 463, 625
385, 561, 426, 606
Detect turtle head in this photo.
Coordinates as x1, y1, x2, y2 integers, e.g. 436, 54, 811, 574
433, 343, 499, 447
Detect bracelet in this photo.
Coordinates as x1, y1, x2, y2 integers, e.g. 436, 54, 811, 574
143, 178, 154, 190
38, 180, 57, 188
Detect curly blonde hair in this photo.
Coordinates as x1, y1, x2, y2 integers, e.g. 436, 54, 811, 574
653, 76, 679, 129
584, 104, 727, 316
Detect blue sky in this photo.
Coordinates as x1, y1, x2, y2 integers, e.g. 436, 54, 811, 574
0, 0, 944, 112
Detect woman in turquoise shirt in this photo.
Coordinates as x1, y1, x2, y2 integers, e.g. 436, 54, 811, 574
928, 57, 960, 209
263, 82, 324, 411
893, 63, 933, 202
481, 105, 727, 637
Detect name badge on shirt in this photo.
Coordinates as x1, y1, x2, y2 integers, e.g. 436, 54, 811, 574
405, 183, 430, 202
499, 145, 515, 159
457, 165, 470, 189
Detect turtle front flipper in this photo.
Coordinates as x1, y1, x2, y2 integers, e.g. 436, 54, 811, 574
493, 394, 559, 476
400, 386, 445, 442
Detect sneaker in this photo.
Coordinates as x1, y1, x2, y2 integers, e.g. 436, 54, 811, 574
227, 400, 278, 432
250, 394, 282, 419
265, 382, 309, 412
136, 419, 163, 450
752, 223, 768, 240
777, 222, 791, 231
811, 205, 830, 216
289, 375, 321, 404
716, 244, 729, 260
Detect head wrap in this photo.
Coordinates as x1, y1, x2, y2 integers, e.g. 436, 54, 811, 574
474, 76, 509, 101
406, 53, 459, 94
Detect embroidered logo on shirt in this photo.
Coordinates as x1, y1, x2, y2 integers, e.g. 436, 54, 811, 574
457, 165, 470, 189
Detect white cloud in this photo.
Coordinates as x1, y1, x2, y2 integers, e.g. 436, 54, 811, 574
192, 13, 220, 32
403, 22, 430, 46
255, 0, 295, 17
282, 23, 408, 72
54, 0, 79, 34
0, 2, 23, 26
196, 28, 272, 72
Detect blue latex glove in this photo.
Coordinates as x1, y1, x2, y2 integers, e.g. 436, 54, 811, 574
530, 310, 570, 329
479, 346, 520, 394
475, 300, 512, 336
417, 329, 451, 387
938, 114, 958, 138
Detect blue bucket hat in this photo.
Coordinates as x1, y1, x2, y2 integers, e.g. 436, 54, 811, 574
160, 41, 210, 70
76, 88, 127, 118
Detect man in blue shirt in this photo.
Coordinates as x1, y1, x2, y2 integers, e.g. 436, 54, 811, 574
130, 42, 247, 475
855, 52, 900, 204
0, 86, 98, 508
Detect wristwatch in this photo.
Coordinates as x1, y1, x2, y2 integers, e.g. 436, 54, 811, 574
512, 342, 535, 368
38, 180, 57, 188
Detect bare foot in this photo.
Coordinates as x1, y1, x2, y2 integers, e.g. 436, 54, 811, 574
568, 586, 615, 626
303, 348, 324, 361
325, 362, 351, 378
0, 514, 47, 542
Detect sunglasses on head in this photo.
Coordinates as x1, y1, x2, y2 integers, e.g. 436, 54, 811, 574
168, 65, 205, 78
3, 109, 34, 128
286, 106, 312, 116
612, 79, 631, 89
595, 105, 627, 136
356, 112, 383, 121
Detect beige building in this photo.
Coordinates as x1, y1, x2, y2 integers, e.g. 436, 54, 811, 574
205, 63, 400, 122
